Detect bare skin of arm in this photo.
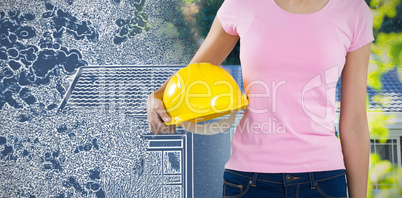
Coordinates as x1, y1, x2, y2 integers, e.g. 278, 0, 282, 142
146, 17, 239, 134
339, 43, 372, 198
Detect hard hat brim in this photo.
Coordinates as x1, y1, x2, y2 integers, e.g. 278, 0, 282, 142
164, 94, 248, 126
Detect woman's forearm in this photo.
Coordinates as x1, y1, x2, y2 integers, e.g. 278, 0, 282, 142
339, 124, 370, 198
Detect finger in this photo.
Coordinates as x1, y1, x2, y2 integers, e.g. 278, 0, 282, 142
148, 120, 158, 134
153, 100, 173, 123
148, 118, 172, 134
151, 116, 177, 134
148, 116, 162, 134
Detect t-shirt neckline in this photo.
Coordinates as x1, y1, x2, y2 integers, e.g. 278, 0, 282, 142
270, 0, 334, 17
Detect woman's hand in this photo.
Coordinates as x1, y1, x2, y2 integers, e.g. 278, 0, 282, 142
146, 92, 176, 134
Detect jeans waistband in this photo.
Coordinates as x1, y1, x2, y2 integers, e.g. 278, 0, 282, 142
224, 168, 346, 187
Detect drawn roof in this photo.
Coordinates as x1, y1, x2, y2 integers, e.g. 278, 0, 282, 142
59, 65, 402, 113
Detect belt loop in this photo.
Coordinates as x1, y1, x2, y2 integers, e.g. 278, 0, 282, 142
250, 172, 258, 187
309, 172, 315, 189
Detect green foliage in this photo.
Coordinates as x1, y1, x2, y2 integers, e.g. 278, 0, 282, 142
368, 112, 395, 142
369, 0, 402, 89
370, 0, 400, 29
194, 0, 240, 65
194, 0, 223, 38
366, 0, 402, 197
152, 0, 198, 64
368, 153, 402, 198
157, 22, 180, 38
182, 0, 200, 4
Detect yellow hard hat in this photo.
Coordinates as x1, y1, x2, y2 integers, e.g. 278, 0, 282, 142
162, 62, 248, 134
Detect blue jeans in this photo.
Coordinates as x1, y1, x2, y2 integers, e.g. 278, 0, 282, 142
222, 168, 347, 198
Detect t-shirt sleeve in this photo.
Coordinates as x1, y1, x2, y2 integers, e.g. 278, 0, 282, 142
347, 1, 375, 52
216, 0, 239, 36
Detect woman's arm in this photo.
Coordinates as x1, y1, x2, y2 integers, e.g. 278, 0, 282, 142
147, 16, 239, 134
339, 42, 372, 198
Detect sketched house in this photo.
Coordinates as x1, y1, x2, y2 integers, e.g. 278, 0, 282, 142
59, 65, 244, 197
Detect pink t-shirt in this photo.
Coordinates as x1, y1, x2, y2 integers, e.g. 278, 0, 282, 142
217, 0, 375, 173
